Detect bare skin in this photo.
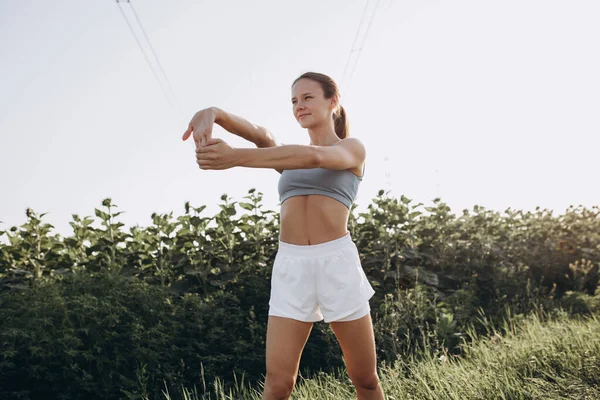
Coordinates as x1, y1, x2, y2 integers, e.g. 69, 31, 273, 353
183, 77, 384, 400
263, 191, 385, 400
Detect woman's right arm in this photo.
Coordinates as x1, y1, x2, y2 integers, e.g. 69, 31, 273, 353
183, 107, 283, 173
213, 107, 278, 148
213, 107, 283, 173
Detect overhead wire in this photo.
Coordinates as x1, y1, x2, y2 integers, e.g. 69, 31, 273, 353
115, 0, 180, 115
343, 0, 382, 98
339, 0, 391, 195
339, 0, 371, 92
127, 0, 183, 114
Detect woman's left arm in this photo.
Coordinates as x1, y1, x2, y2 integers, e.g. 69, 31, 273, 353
196, 137, 365, 171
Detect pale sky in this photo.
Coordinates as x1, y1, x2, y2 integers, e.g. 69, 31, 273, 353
1, 0, 599, 238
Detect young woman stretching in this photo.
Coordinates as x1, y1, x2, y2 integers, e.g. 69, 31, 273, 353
182, 72, 384, 400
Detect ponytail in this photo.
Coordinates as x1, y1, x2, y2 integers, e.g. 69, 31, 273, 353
333, 105, 349, 139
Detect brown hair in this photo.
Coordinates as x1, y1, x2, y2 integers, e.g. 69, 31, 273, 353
292, 72, 349, 139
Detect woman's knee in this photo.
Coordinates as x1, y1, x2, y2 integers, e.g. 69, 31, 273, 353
349, 371, 380, 391
264, 372, 296, 399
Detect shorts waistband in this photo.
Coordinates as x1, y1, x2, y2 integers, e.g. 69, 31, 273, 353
278, 232, 354, 257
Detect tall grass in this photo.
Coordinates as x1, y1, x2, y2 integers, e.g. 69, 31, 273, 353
164, 308, 600, 400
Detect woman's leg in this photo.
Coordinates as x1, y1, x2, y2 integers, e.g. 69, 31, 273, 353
262, 316, 314, 400
330, 313, 384, 400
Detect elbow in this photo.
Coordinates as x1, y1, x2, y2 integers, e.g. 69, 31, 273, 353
258, 128, 277, 148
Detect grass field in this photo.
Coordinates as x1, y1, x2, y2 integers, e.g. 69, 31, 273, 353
164, 309, 600, 400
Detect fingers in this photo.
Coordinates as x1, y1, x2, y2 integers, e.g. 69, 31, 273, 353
195, 139, 221, 153
191, 132, 212, 147
182, 122, 193, 141
196, 149, 216, 165
197, 160, 212, 169
196, 145, 214, 154
182, 127, 191, 141
191, 131, 224, 170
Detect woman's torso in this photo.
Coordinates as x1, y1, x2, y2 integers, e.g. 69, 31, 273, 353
279, 163, 364, 245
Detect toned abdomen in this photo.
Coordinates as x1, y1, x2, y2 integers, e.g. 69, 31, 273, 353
279, 195, 350, 245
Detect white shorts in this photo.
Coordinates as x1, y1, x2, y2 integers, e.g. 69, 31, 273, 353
268, 232, 376, 323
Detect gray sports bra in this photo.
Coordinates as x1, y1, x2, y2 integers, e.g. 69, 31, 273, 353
277, 164, 364, 209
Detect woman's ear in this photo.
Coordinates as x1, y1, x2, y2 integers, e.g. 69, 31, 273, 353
330, 95, 339, 112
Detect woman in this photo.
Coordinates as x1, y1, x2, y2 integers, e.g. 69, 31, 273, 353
182, 72, 384, 400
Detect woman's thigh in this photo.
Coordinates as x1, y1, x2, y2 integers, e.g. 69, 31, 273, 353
265, 316, 314, 378
329, 314, 378, 382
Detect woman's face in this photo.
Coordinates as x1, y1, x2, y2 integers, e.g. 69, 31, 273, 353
291, 78, 335, 129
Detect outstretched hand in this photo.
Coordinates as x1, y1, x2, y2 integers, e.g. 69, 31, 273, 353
182, 108, 217, 147
196, 138, 237, 170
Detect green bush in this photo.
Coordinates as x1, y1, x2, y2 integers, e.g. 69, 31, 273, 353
0, 190, 598, 399
559, 290, 600, 315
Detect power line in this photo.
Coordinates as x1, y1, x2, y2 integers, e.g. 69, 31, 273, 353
339, 0, 370, 92
342, 0, 382, 98
115, 0, 176, 112
127, 0, 183, 114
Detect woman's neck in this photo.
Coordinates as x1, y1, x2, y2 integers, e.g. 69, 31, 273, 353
308, 122, 341, 146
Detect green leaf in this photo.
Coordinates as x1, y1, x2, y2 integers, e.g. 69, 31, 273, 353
94, 209, 110, 220
239, 202, 255, 211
